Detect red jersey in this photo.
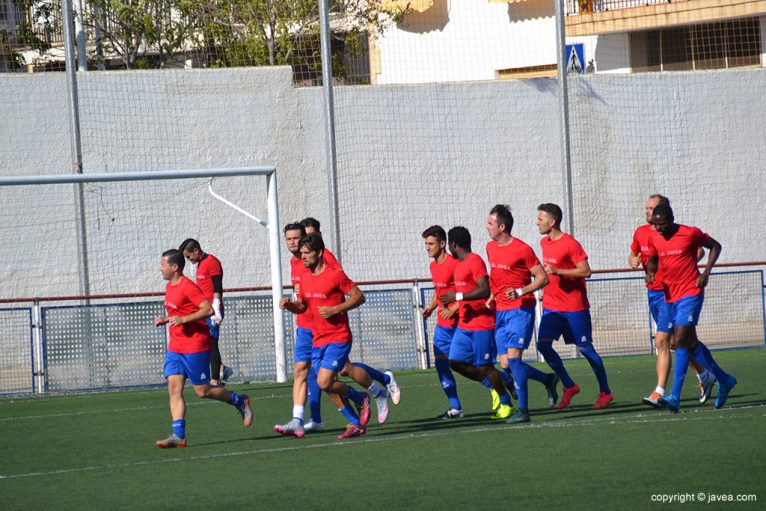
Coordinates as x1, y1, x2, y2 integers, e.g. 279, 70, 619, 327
164, 276, 211, 354
540, 233, 590, 312
486, 238, 540, 311
631, 224, 664, 291
646, 225, 709, 303
297, 265, 356, 346
290, 249, 341, 330
194, 253, 223, 302
453, 253, 495, 331
429, 254, 459, 328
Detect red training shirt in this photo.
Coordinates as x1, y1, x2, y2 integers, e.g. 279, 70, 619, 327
486, 238, 540, 311
631, 224, 664, 292
429, 254, 459, 328
453, 252, 495, 331
291, 249, 340, 330
195, 253, 223, 302
646, 225, 709, 303
164, 276, 211, 354
297, 264, 356, 346
540, 233, 590, 312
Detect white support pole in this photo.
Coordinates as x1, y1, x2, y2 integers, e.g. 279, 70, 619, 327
267, 172, 287, 383
411, 280, 428, 370
32, 300, 45, 394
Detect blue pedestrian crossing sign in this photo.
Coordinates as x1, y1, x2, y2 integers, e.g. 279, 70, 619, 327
565, 43, 585, 74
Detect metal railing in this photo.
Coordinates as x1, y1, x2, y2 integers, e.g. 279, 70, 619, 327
567, 0, 690, 16
1, 264, 764, 396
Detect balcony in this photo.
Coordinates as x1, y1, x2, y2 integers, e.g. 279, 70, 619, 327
565, 0, 766, 37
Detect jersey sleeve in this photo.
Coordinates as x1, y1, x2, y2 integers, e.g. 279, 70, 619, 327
630, 231, 641, 254
522, 244, 542, 270
690, 227, 710, 248
645, 235, 658, 256
569, 238, 589, 265
185, 280, 209, 307
208, 257, 223, 277
336, 269, 356, 295
469, 255, 488, 281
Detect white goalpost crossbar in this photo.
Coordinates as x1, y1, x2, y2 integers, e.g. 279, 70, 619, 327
0, 167, 289, 383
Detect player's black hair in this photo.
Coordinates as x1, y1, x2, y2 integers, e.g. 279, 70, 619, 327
178, 238, 201, 253
490, 204, 514, 233
299, 232, 325, 253
300, 217, 321, 233
163, 249, 185, 272
652, 203, 674, 222
283, 222, 306, 236
422, 225, 447, 243
537, 203, 563, 227
649, 194, 671, 207
447, 226, 471, 251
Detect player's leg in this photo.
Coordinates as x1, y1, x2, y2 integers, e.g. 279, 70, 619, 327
156, 368, 189, 448
493, 313, 517, 403
688, 329, 737, 408
341, 360, 389, 423
315, 344, 367, 438
472, 329, 513, 419
448, 329, 484, 382
505, 308, 537, 422
567, 311, 612, 410
353, 361, 401, 406
275, 327, 313, 436
432, 326, 463, 418
186, 352, 252, 426
537, 310, 579, 409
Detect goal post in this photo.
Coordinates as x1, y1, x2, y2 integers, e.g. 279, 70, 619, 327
0, 167, 289, 383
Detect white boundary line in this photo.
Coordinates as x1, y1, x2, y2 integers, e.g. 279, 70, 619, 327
1, 405, 763, 481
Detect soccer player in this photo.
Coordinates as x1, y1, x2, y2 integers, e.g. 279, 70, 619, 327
646, 204, 737, 412
439, 226, 514, 420
179, 238, 231, 386
280, 233, 374, 439
629, 195, 715, 407
486, 205, 558, 423
273, 222, 327, 437
536, 203, 614, 410
421, 225, 464, 419
300, 217, 401, 405
154, 249, 252, 448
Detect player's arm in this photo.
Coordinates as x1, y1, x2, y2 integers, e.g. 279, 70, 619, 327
167, 300, 213, 326
697, 236, 722, 288
646, 255, 658, 284
507, 264, 549, 301
545, 259, 591, 279
280, 296, 307, 314
211, 275, 224, 324
319, 286, 365, 318
439, 302, 459, 320
423, 292, 440, 319
696, 246, 705, 263
485, 292, 495, 309
461, 276, 490, 301
628, 250, 641, 269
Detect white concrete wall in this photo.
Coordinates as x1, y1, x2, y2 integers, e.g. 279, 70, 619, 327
375, 0, 557, 84
1, 67, 764, 298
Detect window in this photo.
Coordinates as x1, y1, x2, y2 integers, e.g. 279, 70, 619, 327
630, 17, 761, 73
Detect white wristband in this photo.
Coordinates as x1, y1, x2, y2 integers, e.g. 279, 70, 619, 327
515, 288, 524, 297
455, 292, 464, 301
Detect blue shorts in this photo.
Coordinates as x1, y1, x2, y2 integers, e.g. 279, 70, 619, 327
538, 309, 592, 347
294, 327, 314, 363
495, 308, 535, 352
163, 350, 211, 385
448, 328, 497, 366
647, 289, 673, 334
669, 294, 704, 327
432, 325, 457, 357
311, 342, 352, 372
205, 308, 225, 339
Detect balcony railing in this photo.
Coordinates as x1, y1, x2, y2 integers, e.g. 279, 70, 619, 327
566, 0, 690, 16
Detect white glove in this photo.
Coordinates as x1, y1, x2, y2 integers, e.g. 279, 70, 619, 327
212, 298, 223, 325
